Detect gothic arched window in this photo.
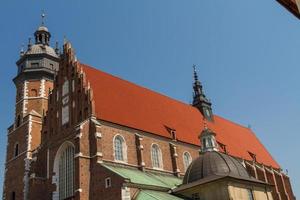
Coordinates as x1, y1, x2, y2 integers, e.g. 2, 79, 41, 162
151, 144, 163, 169
114, 135, 127, 162
58, 145, 74, 200
183, 152, 192, 171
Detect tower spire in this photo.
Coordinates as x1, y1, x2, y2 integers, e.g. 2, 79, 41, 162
192, 65, 204, 97
192, 65, 214, 121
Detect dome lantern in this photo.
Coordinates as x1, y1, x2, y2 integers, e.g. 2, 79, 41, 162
34, 13, 51, 45
199, 123, 219, 153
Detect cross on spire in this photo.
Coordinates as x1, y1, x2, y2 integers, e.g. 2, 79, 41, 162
41, 11, 45, 26
193, 64, 199, 82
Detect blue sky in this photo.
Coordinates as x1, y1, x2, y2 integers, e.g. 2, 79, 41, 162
0, 0, 299, 197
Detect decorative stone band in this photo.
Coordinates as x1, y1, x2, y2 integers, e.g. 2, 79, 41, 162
135, 133, 145, 171
169, 143, 180, 177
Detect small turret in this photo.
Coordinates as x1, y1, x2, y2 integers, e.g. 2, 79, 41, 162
34, 13, 51, 45
199, 120, 219, 153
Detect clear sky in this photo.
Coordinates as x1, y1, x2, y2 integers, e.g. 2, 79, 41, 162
0, 0, 299, 197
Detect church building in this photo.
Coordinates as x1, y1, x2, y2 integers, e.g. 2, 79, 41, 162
3, 18, 296, 200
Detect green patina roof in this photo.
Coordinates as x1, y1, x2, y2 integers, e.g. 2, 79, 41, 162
135, 190, 185, 200
101, 164, 182, 189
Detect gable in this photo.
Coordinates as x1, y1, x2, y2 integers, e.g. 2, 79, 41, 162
81, 64, 279, 168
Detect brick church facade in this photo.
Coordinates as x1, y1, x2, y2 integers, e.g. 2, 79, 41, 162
3, 20, 296, 200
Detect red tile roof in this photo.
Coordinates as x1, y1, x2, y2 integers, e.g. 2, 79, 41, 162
81, 63, 280, 168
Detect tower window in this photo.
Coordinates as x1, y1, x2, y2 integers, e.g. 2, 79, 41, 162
31, 63, 39, 68
30, 89, 38, 97
14, 143, 19, 157
183, 152, 192, 171
151, 144, 163, 169
16, 115, 21, 128
11, 191, 16, 200
113, 135, 127, 162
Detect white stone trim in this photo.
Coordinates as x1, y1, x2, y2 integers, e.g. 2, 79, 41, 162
22, 80, 28, 116
75, 188, 82, 193
95, 132, 102, 138
15, 96, 48, 105
96, 152, 103, 157
75, 132, 83, 139
8, 118, 42, 135
74, 152, 83, 158
23, 115, 33, 200
30, 173, 36, 179
40, 79, 46, 97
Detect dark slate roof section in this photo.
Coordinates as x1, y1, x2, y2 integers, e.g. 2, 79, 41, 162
183, 151, 252, 184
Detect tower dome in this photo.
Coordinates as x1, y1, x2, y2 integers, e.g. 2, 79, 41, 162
37, 25, 49, 32
183, 124, 256, 185
15, 13, 60, 80
22, 13, 59, 58
183, 151, 252, 184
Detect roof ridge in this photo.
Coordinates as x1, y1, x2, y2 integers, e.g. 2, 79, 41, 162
214, 115, 251, 131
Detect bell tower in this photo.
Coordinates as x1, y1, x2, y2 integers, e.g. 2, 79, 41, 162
3, 14, 60, 200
